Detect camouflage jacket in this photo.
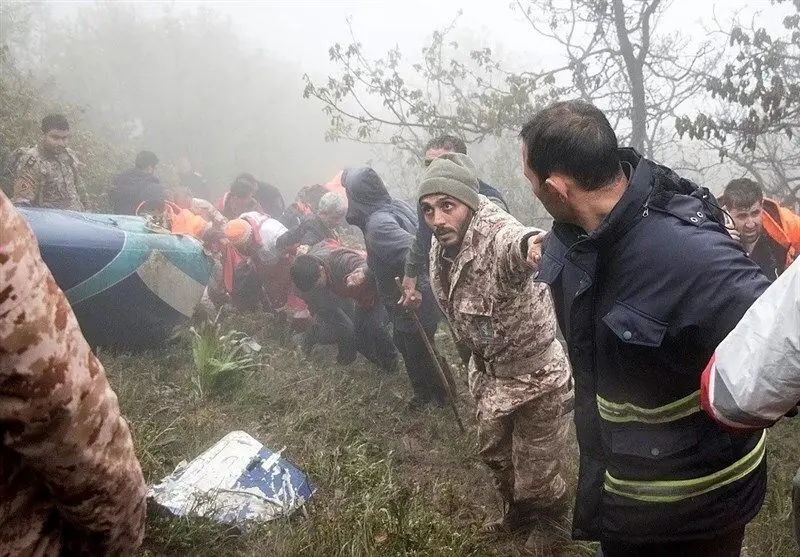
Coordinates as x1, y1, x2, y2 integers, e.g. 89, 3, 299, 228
429, 197, 570, 417
11, 145, 87, 211
0, 191, 146, 555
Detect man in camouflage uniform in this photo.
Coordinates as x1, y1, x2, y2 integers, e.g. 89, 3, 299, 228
0, 189, 146, 554
405, 152, 573, 542
10, 114, 88, 211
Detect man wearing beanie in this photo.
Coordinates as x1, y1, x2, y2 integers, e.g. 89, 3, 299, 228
410, 152, 574, 550
401, 135, 508, 367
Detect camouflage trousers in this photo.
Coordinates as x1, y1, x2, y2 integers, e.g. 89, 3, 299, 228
477, 384, 572, 515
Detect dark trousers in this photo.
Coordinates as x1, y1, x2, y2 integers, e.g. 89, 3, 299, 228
392, 325, 446, 404
600, 526, 746, 557
354, 304, 399, 371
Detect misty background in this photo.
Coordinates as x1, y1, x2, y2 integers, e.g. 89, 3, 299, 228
1, 0, 797, 222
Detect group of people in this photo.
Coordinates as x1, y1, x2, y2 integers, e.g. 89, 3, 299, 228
2, 101, 800, 556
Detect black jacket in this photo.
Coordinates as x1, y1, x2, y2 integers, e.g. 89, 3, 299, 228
110, 168, 160, 215
344, 167, 438, 332
536, 148, 769, 543
275, 215, 336, 251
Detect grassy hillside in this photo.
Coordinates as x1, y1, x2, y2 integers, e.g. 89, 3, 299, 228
101, 314, 798, 556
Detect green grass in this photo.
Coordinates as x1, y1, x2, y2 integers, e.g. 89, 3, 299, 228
100, 314, 798, 556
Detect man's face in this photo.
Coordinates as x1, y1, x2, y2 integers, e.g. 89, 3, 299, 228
420, 194, 473, 250
730, 201, 764, 244
41, 129, 69, 156
424, 147, 452, 167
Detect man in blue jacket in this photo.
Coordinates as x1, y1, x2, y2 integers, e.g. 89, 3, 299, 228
344, 167, 446, 408
521, 100, 769, 556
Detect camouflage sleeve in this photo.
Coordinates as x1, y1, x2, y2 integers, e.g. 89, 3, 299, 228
493, 222, 543, 287
75, 170, 89, 209
0, 191, 146, 554
11, 155, 39, 206
403, 232, 425, 279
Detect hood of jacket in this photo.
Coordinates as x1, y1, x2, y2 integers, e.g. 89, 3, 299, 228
343, 167, 392, 229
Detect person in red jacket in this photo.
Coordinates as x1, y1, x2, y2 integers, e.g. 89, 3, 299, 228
723, 178, 800, 280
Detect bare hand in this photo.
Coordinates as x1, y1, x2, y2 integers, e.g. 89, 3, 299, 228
398, 275, 419, 307
526, 232, 546, 269
346, 268, 366, 288
296, 244, 310, 255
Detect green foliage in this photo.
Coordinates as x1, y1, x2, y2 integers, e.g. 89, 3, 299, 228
189, 317, 260, 399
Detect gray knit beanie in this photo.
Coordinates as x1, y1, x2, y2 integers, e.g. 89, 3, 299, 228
418, 152, 480, 211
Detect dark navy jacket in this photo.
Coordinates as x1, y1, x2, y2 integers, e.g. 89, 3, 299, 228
536, 148, 769, 542
344, 167, 439, 332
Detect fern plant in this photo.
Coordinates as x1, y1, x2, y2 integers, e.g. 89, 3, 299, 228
189, 314, 260, 399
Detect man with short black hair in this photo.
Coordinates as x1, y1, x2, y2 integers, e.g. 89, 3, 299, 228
521, 100, 770, 556
218, 173, 265, 219
111, 150, 161, 215
722, 177, 800, 280
291, 245, 399, 371
11, 114, 88, 210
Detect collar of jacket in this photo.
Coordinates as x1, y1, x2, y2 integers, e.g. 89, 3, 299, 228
552, 148, 652, 254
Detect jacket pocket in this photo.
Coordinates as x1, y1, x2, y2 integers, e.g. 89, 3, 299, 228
602, 301, 667, 348
456, 297, 497, 345
611, 427, 698, 461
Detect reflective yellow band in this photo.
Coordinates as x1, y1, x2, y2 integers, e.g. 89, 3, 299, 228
604, 430, 766, 503
597, 390, 701, 424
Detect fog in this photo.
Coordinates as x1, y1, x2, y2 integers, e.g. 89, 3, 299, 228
1, 0, 795, 213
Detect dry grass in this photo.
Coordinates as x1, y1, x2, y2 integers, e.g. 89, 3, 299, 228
99, 314, 798, 557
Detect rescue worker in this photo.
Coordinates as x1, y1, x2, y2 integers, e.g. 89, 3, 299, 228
136, 183, 223, 245
10, 114, 88, 211
722, 177, 800, 280
0, 189, 147, 555
276, 191, 346, 251
343, 167, 446, 408
409, 152, 573, 547
291, 243, 400, 373
223, 213, 310, 331
402, 135, 509, 367
173, 185, 228, 228
110, 150, 160, 215
279, 184, 329, 229
217, 173, 264, 220
521, 100, 770, 556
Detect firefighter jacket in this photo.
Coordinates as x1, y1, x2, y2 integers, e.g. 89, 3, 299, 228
536, 148, 771, 543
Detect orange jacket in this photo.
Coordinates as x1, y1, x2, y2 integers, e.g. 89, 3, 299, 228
762, 198, 800, 270
137, 200, 211, 239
